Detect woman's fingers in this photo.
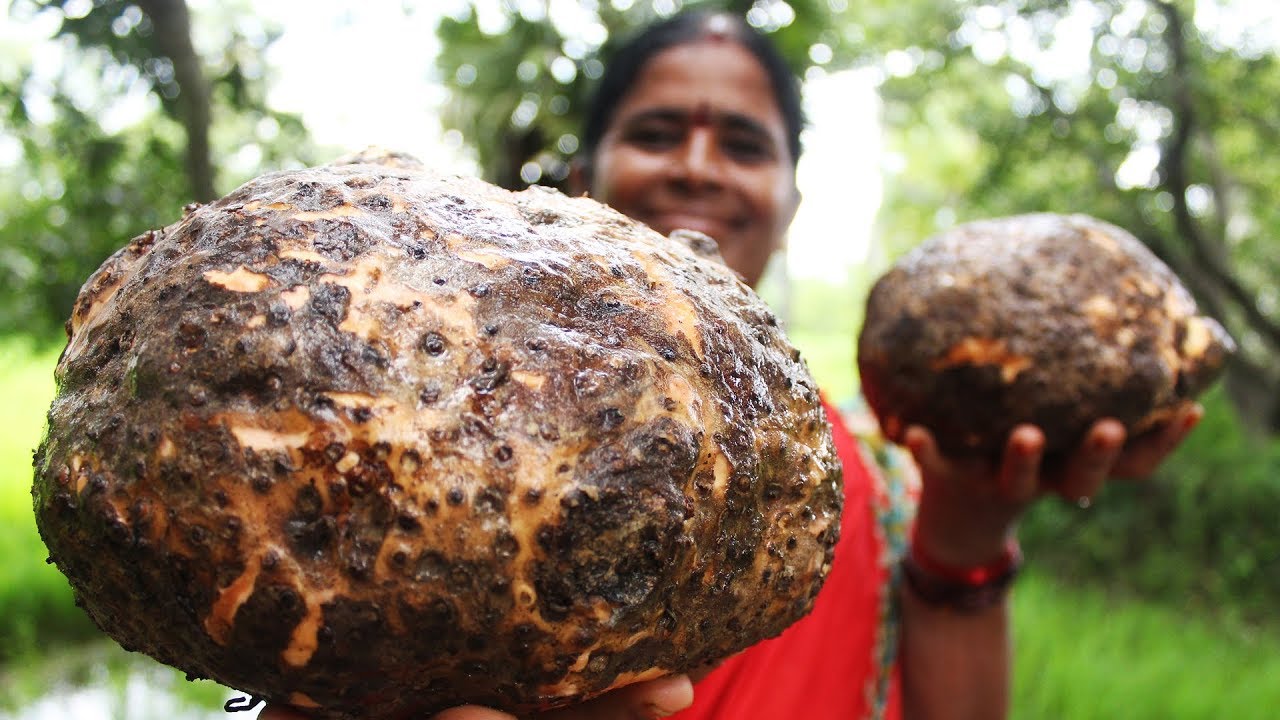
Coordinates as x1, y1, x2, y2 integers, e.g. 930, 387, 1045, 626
258, 675, 693, 720
434, 675, 694, 720
536, 674, 694, 720
431, 706, 519, 720
1111, 402, 1203, 478
257, 706, 310, 720
1056, 419, 1125, 504
907, 423, 1044, 506
1051, 405, 1201, 504
998, 425, 1044, 504
903, 425, 945, 483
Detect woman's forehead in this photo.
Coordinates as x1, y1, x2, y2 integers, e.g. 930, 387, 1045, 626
615, 41, 786, 128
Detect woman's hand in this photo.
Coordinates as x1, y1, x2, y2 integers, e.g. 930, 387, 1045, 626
256, 673, 694, 720
905, 403, 1203, 568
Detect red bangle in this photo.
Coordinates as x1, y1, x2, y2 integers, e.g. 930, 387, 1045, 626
900, 532, 1023, 612
908, 533, 1023, 586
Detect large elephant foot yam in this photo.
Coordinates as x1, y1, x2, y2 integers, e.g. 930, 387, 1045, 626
857, 213, 1234, 461
32, 152, 841, 719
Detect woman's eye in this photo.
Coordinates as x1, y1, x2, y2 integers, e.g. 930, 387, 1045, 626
624, 125, 682, 150
722, 135, 772, 163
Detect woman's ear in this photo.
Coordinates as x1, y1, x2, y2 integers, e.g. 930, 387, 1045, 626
782, 183, 802, 233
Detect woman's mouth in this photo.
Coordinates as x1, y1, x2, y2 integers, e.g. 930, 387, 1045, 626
649, 213, 733, 241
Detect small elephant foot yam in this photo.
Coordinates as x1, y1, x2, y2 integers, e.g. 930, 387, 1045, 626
857, 213, 1234, 461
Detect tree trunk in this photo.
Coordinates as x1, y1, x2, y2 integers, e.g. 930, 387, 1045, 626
1155, 0, 1280, 434
137, 0, 216, 202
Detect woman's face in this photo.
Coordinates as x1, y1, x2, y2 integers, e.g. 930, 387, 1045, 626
582, 40, 799, 287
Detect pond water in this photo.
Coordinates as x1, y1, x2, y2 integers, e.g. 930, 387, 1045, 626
0, 641, 260, 720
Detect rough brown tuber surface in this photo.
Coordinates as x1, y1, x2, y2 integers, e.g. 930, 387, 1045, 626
857, 213, 1234, 462
31, 151, 841, 719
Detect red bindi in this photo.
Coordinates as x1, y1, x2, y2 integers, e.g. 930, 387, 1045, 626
690, 102, 712, 127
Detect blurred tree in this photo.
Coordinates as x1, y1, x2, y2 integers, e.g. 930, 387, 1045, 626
435, 0, 1278, 434
46, 0, 216, 200
0, 0, 314, 340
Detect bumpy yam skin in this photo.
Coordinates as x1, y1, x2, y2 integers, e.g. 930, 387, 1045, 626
857, 213, 1234, 460
32, 155, 841, 719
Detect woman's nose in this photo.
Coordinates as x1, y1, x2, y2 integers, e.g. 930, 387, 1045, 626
673, 128, 723, 188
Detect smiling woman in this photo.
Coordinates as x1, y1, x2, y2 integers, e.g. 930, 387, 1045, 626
573, 39, 799, 288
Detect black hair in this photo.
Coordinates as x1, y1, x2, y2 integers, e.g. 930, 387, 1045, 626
579, 9, 805, 173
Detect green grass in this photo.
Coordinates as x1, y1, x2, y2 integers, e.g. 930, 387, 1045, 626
0, 339, 57, 483
1013, 570, 1280, 719
0, 339, 99, 658
0, 640, 236, 717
